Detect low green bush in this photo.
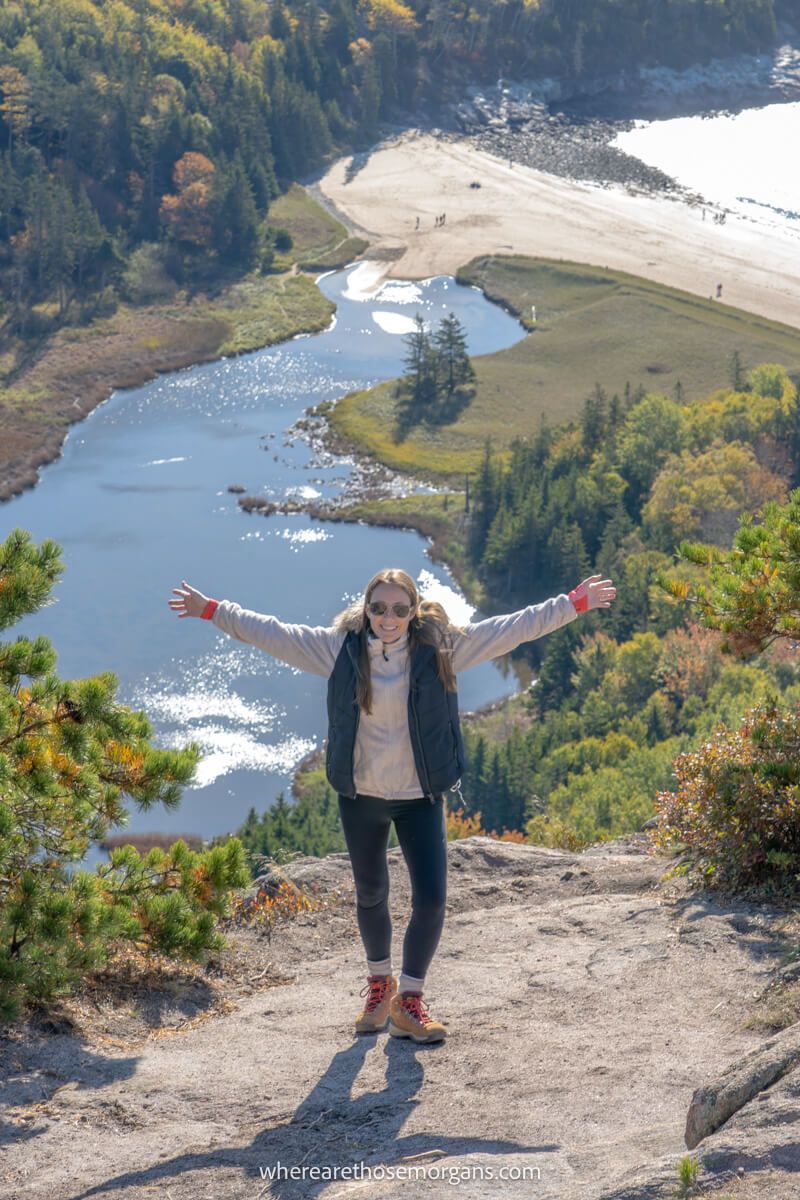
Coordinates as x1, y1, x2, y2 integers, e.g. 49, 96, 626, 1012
653, 699, 800, 892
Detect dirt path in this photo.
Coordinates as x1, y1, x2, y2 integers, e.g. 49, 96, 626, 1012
3, 838, 798, 1200
316, 132, 800, 332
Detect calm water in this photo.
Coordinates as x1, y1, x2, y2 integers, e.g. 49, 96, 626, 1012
613, 101, 800, 239
4, 264, 525, 853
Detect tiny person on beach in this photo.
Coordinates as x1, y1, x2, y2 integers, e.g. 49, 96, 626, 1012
169, 569, 616, 1043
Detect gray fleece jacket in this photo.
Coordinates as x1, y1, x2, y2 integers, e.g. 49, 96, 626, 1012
211, 594, 579, 800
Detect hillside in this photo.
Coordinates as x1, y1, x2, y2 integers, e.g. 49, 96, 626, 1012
0, 0, 791, 359
3, 837, 800, 1200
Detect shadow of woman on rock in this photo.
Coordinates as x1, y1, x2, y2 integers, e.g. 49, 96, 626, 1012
72, 1034, 555, 1199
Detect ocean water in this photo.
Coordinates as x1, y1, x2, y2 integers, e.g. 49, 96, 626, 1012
613, 100, 800, 239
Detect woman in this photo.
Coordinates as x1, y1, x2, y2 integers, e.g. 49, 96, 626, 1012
169, 568, 615, 1043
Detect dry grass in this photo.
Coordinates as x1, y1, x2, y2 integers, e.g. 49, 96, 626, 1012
461, 255, 800, 421
694, 1170, 800, 1199
0, 275, 333, 502
329, 383, 500, 476
740, 978, 800, 1035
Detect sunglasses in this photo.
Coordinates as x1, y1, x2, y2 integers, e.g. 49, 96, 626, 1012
367, 601, 414, 618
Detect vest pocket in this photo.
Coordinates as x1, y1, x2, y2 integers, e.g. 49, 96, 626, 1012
426, 719, 460, 774
413, 676, 446, 718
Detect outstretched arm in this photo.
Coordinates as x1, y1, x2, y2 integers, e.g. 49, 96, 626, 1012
451, 575, 616, 673
168, 580, 344, 678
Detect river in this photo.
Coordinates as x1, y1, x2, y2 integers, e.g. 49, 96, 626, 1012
5, 264, 526, 857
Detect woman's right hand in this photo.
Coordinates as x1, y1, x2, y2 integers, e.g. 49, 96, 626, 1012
169, 580, 212, 619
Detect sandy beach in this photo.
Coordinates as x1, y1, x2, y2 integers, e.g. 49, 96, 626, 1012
317, 131, 800, 331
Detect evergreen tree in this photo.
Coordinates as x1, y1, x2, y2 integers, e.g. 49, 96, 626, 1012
581, 384, 608, 453
232, 772, 346, 867
0, 530, 248, 1022
470, 439, 501, 556
433, 312, 475, 400
73, 186, 108, 294
212, 154, 260, 268
729, 350, 746, 391
395, 314, 438, 437
532, 627, 581, 715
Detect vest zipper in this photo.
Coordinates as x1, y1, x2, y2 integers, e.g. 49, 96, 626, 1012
351, 705, 360, 800
410, 688, 435, 804
342, 636, 361, 800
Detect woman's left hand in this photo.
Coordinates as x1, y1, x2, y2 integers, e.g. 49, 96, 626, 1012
568, 575, 616, 613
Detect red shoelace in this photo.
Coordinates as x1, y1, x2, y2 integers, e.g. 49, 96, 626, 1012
361, 975, 391, 1013
399, 991, 432, 1025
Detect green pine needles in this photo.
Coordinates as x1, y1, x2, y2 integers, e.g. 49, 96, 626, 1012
658, 488, 800, 658
0, 529, 248, 1023
395, 312, 476, 440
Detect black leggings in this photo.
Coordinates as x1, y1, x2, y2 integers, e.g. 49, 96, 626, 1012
337, 793, 447, 980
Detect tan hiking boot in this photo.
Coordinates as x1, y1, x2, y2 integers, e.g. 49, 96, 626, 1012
355, 974, 398, 1033
388, 991, 447, 1044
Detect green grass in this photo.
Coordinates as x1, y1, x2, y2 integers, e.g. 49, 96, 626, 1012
298, 235, 369, 271
330, 383, 496, 476
212, 274, 334, 355
330, 255, 800, 478
267, 184, 368, 270
676, 1155, 701, 1197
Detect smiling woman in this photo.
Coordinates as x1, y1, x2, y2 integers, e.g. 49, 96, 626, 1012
168, 568, 615, 1042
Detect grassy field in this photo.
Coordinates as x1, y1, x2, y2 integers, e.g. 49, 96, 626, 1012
267, 183, 368, 271
328, 255, 800, 478
211, 274, 334, 355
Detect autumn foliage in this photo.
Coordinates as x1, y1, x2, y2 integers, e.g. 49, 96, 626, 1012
159, 152, 216, 247
231, 876, 326, 941
446, 808, 526, 842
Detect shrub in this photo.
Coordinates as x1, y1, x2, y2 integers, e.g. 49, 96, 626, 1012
652, 700, 800, 892
446, 808, 484, 840
446, 809, 526, 842
120, 243, 178, 304
272, 227, 293, 252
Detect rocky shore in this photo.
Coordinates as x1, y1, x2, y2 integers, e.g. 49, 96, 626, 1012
445, 40, 800, 198
449, 97, 681, 197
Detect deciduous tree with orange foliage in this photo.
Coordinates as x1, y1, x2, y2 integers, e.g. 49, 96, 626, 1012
159, 152, 216, 248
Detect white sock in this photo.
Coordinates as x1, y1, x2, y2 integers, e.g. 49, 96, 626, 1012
398, 972, 424, 995
367, 957, 393, 977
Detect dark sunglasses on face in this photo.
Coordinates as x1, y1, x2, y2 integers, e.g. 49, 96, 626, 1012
367, 601, 413, 618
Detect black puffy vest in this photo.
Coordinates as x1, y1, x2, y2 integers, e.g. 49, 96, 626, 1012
325, 630, 465, 801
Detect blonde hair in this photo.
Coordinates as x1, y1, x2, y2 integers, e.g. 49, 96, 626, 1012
332, 568, 463, 714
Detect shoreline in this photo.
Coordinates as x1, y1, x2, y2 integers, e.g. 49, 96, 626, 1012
316, 130, 800, 331
0, 275, 336, 506
5, 107, 799, 508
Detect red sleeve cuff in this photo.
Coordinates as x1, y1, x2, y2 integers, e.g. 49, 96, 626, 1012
201, 599, 219, 620
568, 589, 588, 614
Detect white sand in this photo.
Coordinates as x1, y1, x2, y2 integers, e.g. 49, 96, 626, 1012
318, 131, 800, 330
